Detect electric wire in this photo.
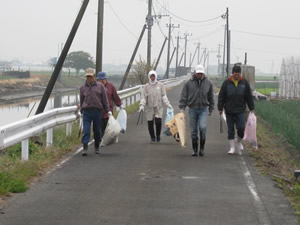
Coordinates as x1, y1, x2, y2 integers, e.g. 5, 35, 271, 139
154, 0, 223, 23
107, 1, 139, 39
232, 29, 300, 40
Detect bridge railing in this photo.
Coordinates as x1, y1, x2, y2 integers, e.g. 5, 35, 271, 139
0, 76, 187, 161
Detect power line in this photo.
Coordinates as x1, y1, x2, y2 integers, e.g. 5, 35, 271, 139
107, 1, 138, 39
232, 29, 300, 40
154, 0, 223, 23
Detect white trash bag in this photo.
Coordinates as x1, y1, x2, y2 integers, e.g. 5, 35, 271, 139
116, 109, 127, 134
100, 115, 121, 147
243, 112, 258, 149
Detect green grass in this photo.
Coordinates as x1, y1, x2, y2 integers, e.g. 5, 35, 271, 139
255, 100, 300, 151
0, 122, 81, 195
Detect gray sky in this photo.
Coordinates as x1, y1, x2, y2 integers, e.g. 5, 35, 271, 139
1, 0, 300, 74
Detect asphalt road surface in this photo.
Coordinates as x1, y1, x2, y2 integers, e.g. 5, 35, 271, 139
0, 84, 298, 225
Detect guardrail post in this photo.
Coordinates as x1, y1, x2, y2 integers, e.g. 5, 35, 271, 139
0, 130, 4, 150
127, 97, 131, 106
21, 139, 29, 161
66, 123, 72, 136
47, 128, 53, 148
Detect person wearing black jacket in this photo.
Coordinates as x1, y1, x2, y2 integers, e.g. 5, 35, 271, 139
218, 65, 255, 154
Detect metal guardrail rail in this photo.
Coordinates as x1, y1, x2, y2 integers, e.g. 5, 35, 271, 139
0, 76, 187, 160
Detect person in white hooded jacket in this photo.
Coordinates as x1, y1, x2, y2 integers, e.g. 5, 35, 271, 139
139, 70, 173, 143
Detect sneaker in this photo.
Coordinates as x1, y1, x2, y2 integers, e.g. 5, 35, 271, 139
151, 137, 155, 144
156, 136, 161, 143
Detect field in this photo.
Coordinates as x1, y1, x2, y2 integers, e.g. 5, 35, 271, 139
255, 99, 300, 151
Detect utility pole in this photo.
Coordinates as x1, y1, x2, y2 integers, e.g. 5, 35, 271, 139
189, 42, 199, 68
226, 7, 230, 78
184, 31, 192, 68
36, 0, 89, 115
154, 37, 167, 70
119, 25, 147, 90
244, 52, 248, 65
222, 25, 226, 78
164, 47, 176, 78
166, 18, 179, 78
96, 0, 104, 74
146, 0, 153, 69
175, 33, 184, 77
216, 44, 222, 76
196, 41, 201, 64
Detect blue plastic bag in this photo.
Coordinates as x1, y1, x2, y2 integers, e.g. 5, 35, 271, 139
163, 107, 174, 136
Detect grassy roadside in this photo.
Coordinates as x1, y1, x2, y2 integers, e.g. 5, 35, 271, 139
0, 122, 81, 196
0, 102, 140, 198
246, 116, 300, 218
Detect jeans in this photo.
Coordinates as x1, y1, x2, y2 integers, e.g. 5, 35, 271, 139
226, 112, 245, 140
188, 107, 208, 140
82, 109, 102, 144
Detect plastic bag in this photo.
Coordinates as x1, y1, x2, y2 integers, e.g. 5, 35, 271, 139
100, 115, 121, 147
116, 109, 127, 134
243, 112, 258, 149
165, 112, 187, 147
163, 107, 174, 136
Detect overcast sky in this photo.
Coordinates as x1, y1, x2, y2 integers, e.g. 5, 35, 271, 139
1, 0, 300, 74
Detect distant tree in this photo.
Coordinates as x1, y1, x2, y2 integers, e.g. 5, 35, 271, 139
48, 57, 57, 69
64, 51, 95, 75
129, 55, 155, 85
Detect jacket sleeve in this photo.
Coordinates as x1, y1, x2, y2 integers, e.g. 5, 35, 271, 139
79, 87, 84, 113
217, 80, 227, 111
179, 82, 188, 110
161, 84, 170, 106
101, 86, 110, 113
140, 85, 147, 107
112, 85, 122, 107
208, 82, 214, 113
245, 81, 255, 111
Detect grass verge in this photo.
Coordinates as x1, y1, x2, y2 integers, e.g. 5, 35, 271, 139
246, 116, 300, 219
0, 122, 81, 196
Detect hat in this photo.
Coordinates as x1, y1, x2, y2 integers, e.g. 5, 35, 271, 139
96, 72, 107, 80
194, 65, 205, 74
85, 68, 95, 77
232, 65, 241, 73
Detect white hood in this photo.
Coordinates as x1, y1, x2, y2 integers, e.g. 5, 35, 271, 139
148, 70, 158, 85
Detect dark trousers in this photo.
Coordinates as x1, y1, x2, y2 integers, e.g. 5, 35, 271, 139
226, 112, 245, 140
101, 118, 109, 138
147, 118, 162, 139
82, 109, 102, 144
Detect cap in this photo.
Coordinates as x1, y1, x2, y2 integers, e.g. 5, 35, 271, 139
96, 72, 107, 80
85, 68, 95, 77
194, 65, 205, 74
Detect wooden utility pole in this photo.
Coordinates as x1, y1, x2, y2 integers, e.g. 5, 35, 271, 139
184, 31, 192, 68
166, 18, 179, 78
96, 0, 104, 74
146, 0, 153, 69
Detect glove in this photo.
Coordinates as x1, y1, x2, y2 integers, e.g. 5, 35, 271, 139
108, 111, 112, 116
139, 105, 144, 112
167, 104, 173, 111
119, 104, 124, 110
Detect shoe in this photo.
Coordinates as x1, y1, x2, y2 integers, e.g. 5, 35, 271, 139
156, 136, 161, 143
192, 138, 198, 156
151, 137, 155, 144
95, 142, 100, 154
82, 143, 88, 156
235, 137, 244, 151
199, 139, 205, 156
228, 140, 236, 155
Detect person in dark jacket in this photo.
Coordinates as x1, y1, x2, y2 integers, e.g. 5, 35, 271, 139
179, 65, 214, 156
80, 68, 111, 156
96, 71, 123, 137
218, 64, 255, 155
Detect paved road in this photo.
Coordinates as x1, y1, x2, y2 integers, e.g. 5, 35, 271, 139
0, 84, 298, 225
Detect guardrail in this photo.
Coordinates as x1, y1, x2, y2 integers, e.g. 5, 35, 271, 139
0, 76, 187, 161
